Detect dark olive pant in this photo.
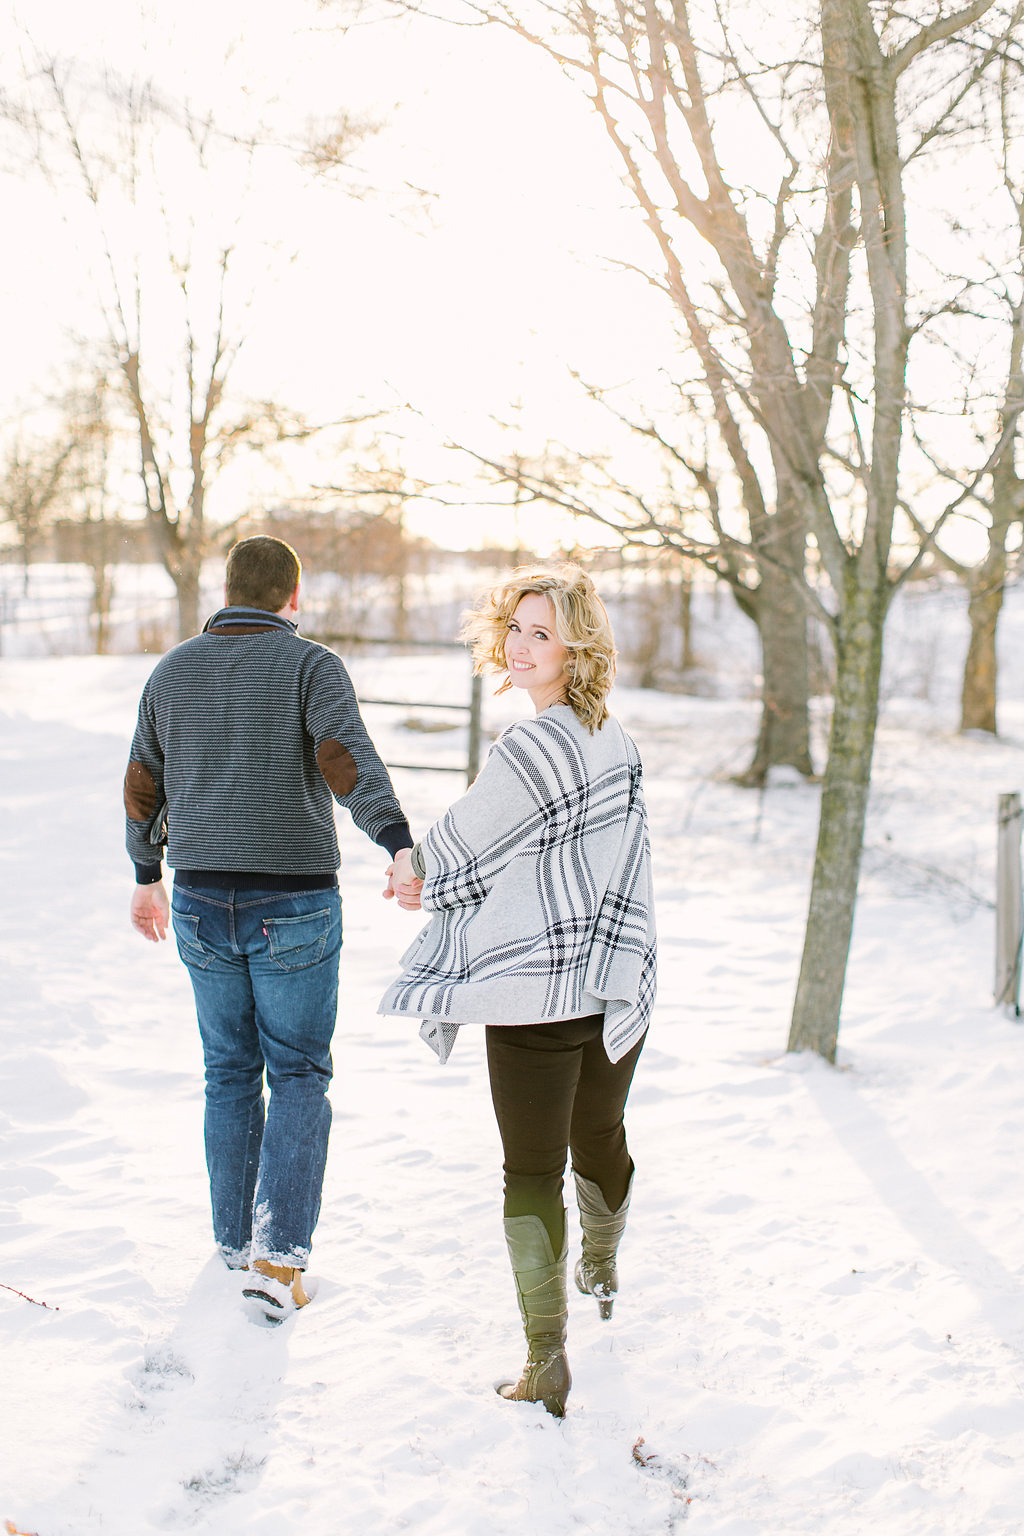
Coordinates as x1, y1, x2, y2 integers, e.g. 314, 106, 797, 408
485, 1015, 645, 1251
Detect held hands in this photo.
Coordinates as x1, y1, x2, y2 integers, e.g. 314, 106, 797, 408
131, 882, 169, 942
383, 847, 424, 911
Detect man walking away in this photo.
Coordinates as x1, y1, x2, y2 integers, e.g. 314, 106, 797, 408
125, 535, 414, 1323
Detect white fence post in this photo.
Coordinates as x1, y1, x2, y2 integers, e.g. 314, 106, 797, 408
995, 792, 1023, 1018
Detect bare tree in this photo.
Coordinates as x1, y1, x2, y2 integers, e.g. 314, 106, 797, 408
784, 0, 1022, 1058
960, 317, 1024, 737
0, 430, 74, 589
313, 454, 441, 640
386, 0, 1024, 1058
448, 383, 813, 777
3, 54, 370, 640
919, 296, 1024, 735
933, 59, 1024, 736
62, 371, 123, 653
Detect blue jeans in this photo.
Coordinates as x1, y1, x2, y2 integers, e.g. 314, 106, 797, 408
170, 884, 342, 1269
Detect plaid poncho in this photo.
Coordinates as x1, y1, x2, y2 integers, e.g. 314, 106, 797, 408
378, 704, 656, 1062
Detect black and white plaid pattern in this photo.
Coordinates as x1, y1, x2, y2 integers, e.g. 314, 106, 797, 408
379, 706, 656, 1062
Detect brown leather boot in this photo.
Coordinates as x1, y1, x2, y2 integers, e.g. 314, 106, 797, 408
242, 1260, 310, 1323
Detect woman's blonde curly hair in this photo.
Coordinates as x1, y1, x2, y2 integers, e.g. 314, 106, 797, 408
460, 564, 616, 733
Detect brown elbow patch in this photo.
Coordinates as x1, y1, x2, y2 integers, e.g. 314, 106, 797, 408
317, 739, 359, 796
124, 760, 158, 821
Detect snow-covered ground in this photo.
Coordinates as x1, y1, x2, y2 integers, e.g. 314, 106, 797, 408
3, 648, 1024, 1536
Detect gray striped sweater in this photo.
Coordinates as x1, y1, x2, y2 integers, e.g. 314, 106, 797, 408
124, 608, 412, 882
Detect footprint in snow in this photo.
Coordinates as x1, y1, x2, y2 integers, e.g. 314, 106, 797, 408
180, 1449, 267, 1507
632, 1437, 716, 1524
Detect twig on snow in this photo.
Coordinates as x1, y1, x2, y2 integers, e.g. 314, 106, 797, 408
0, 1282, 59, 1311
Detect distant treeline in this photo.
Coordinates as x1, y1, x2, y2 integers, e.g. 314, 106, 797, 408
29, 507, 552, 573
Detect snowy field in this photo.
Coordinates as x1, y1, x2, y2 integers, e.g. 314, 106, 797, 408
3, 638, 1024, 1536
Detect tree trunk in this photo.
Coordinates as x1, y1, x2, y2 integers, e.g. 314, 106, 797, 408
960, 563, 1005, 734
679, 560, 695, 669
736, 565, 814, 786
173, 555, 202, 640
733, 475, 815, 785
393, 509, 409, 643
787, 569, 887, 1060
635, 572, 662, 688
960, 467, 1020, 732
181, 423, 207, 643
90, 561, 115, 654
963, 245, 1024, 733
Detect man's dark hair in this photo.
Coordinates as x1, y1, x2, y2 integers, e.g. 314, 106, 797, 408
225, 536, 301, 612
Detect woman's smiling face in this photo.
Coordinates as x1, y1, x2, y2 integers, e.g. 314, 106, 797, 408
504, 593, 570, 712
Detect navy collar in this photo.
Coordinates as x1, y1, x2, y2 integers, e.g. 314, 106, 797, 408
203, 607, 298, 634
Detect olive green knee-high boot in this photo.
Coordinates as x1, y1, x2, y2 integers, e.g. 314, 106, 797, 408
573, 1169, 633, 1320
496, 1213, 571, 1418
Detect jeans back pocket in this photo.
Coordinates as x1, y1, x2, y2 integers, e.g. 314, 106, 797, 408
171, 910, 214, 970
263, 909, 332, 971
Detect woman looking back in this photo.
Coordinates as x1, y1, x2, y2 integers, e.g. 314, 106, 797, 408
381, 565, 657, 1417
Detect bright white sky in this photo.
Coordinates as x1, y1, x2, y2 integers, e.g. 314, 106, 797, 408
2, 0, 1010, 565
0, 0, 675, 553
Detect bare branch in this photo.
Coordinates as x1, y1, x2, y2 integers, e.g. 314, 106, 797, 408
892, 0, 996, 75
894, 403, 1024, 590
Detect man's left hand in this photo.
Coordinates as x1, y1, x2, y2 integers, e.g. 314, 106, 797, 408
131, 882, 169, 942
